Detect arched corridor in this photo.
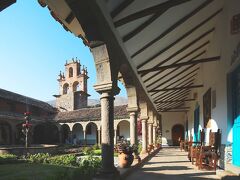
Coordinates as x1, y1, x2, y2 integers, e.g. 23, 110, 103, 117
117, 120, 130, 142
85, 122, 98, 145
33, 123, 59, 144
72, 123, 84, 145
0, 121, 11, 145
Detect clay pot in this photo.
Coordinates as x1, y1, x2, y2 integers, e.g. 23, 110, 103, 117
118, 152, 134, 168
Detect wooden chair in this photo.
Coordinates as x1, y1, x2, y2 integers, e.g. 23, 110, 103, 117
197, 129, 221, 170
190, 129, 205, 164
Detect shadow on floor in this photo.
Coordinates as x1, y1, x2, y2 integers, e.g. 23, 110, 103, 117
125, 171, 218, 180
221, 175, 240, 180
142, 165, 192, 171
145, 160, 190, 165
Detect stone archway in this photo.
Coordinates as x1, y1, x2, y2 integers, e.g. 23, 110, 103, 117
117, 120, 130, 142
61, 124, 70, 144
85, 122, 98, 145
72, 123, 84, 145
33, 123, 59, 144
0, 121, 11, 145
172, 124, 184, 146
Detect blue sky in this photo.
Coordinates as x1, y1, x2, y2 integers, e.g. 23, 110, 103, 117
0, 0, 126, 101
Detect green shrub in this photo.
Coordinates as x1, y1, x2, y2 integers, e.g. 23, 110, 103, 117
78, 156, 101, 176
92, 144, 100, 150
48, 154, 77, 167
82, 146, 93, 155
27, 153, 50, 164
138, 143, 142, 154
0, 154, 17, 160
92, 149, 101, 156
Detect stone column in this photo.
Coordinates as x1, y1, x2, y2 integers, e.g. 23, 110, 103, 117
141, 118, 148, 154
153, 125, 157, 145
114, 129, 118, 145
91, 43, 120, 179
148, 123, 153, 145
97, 129, 101, 146
129, 111, 138, 145
99, 91, 118, 176
83, 130, 86, 145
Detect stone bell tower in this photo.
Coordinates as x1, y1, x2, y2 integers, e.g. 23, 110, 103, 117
55, 58, 90, 111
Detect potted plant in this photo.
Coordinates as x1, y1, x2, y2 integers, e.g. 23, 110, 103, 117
117, 141, 134, 168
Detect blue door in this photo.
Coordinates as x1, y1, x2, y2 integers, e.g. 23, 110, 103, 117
232, 66, 240, 167
193, 107, 200, 142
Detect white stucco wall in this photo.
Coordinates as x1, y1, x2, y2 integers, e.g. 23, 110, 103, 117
186, 0, 240, 145
161, 112, 186, 146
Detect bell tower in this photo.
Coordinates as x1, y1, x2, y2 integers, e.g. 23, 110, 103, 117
55, 58, 90, 111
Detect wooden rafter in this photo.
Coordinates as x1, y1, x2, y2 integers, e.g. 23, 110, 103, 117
145, 48, 206, 90
140, 56, 220, 74
137, 8, 221, 70
151, 75, 196, 100
111, 0, 135, 19
131, 0, 215, 58
141, 28, 214, 82
155, 99, 195, 103
149, 84, 203, 92
114, 0, 192, 27
147, 63, 197, 89
151, 67, 199, 98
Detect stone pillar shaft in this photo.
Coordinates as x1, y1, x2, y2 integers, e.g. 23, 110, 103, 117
129, 112, 137, 145
100, 92, 116, 173
114, 129, 117, 145
148, 123, 153, 145
83, 130, 86, 145
153, 126, 156, 145
141, 119, 147, 153
98, 129, 101, 146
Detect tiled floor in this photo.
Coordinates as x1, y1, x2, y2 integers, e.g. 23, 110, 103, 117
125, 148, 220, 180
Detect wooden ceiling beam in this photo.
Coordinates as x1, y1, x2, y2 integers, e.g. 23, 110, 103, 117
132, 0, 215, 58
152, 77, 195, 101
150, 84, 203, 92
145, 47, 206, 89
151, 69, 198, 99
137, 8, 221, 69
114, 0, 191, 27
111, 0, 135, 19
140, 56, 220, 74
141, 28, 214, 81
155, 99, 195, 103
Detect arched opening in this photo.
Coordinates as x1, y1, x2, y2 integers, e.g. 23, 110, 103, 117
33, 124, 45, 144
172, 124, 184, 146
73, 81, 80, 92
61, 124, 70, 144
117, 120, 130, 142
86, 122, 97, 145
69, 67, 73, 77
33, 123, 59, 144
0, 121, 12, 145
63, 83, 69, 94
72, 123, 84, 145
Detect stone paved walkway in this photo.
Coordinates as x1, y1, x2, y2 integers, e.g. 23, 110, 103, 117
125, 148, 220, 180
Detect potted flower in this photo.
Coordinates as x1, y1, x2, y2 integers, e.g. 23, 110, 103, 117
117, 141, 134, 168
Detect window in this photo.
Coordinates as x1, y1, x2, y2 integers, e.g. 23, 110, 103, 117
69, 67, 73, 77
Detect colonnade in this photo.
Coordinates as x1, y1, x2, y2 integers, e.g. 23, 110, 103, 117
91, 44, 162, 179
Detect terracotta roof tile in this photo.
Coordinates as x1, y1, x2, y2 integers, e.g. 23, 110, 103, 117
54, 105, 129, 122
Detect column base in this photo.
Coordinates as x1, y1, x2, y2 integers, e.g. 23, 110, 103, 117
93, 168, 120, 180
